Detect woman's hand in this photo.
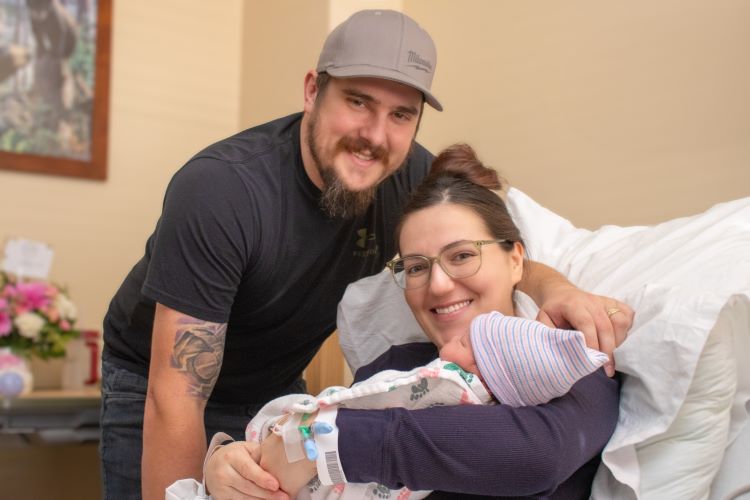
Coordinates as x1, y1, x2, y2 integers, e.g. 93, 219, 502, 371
204, 440, 289, 500
260, 432, 318, 498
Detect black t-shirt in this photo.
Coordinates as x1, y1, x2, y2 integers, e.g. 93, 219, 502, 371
103, 113, 433, 404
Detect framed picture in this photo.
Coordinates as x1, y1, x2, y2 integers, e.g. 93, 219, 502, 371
0, 0, 111, 180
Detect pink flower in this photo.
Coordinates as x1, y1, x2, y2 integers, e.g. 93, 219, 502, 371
45, 306, 60, 322
0, 274, 78, 360
11, 282, 52, 313
0, 350, 24, 368
0, 298, 11, 336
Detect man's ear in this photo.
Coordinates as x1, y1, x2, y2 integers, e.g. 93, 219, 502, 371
303, 70, 319, 113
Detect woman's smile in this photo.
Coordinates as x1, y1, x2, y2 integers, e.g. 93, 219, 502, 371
432, 299, 473, 317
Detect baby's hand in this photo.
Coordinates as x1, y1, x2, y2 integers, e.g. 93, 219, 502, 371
260, 432, 318, 497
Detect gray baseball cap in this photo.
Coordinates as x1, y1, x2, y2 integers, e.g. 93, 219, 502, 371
316, 10, 442, 111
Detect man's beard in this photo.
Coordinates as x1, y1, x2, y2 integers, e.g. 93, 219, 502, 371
306, 114, 383, 219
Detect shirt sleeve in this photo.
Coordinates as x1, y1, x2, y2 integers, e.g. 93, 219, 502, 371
142, 158, 253, 323
336, 369, 619, 497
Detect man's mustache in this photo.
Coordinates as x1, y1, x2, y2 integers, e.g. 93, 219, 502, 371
337, 135, 388, 163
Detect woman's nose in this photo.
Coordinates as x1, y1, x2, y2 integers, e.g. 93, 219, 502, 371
428, 262, 455, 294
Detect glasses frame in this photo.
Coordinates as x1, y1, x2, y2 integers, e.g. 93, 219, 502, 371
386, 239, 509, 290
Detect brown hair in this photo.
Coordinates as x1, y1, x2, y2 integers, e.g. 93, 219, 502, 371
315, 72, 332, 101
395, 143, 525, 253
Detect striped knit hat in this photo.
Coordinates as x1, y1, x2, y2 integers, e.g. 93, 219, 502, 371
470, 312, 609, 407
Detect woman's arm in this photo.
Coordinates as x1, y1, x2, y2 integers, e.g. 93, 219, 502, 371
204, 343, 617, 498
336, 369, 619, 497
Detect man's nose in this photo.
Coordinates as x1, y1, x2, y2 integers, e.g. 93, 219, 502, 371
359, 113, 387, 147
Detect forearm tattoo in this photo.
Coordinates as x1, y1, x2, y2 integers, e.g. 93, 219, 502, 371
170, 318, 227, 400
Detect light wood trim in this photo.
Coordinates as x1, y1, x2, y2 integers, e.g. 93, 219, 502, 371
304, 331, 346, 395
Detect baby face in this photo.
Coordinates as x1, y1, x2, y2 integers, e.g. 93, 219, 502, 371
438, 331, 480, 377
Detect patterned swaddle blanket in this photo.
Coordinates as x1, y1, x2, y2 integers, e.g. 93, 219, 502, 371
246, 312, 607, 500
246, 358, 491, 500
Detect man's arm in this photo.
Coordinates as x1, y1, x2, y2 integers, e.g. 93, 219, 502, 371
518, 260, 633, 375
142, 303, 226, 500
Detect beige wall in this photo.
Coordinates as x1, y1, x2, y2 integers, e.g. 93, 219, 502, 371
240, 2, 328, 126
0, 1, 748, 494
1, 0, 747, 345
1, 0, 244, 333
406, 0, 750, 227
0, 2, 245, 496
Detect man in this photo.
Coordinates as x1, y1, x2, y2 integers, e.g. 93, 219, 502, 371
101, 10, 632, 500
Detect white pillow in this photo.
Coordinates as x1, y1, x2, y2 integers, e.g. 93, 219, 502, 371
337, 269, 426, 374
593, 287, 742, 500
336, 188, 750, 499
635, 300, 737, 500
506, 188, 750, 499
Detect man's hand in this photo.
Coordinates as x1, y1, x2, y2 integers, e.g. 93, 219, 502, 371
205, 440, 289, 500
519, 261, 633, 376
535, 281, 633, 376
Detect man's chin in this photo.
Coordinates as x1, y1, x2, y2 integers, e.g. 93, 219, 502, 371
340, 180, 379, 193
319, 181, 376, 219
336, 169, 386, 193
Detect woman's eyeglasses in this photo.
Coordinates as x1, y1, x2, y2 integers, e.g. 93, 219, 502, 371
386, 239, 509, 290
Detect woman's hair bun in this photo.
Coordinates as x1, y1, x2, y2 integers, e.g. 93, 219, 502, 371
428, 143, 502, 191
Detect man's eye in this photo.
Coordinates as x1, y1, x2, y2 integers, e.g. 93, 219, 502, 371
393, 111, 412, 122
348, 98, 365, 108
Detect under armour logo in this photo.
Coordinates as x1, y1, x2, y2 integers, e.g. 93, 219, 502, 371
354, 228, 379, 258
356, 228, 376, 248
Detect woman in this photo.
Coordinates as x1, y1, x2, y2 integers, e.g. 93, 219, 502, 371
204, 144, 620, 499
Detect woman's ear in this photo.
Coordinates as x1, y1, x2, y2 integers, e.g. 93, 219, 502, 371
303, 70, 319, 113
510, 242, 525, 285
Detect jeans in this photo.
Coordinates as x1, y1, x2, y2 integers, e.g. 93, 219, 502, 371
99, 359, 306, 500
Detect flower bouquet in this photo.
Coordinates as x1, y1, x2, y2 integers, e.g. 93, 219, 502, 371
0, 271, 79, 360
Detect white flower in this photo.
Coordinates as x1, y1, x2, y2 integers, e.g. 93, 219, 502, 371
54, 294, 78, 322
14, 312, 45, 340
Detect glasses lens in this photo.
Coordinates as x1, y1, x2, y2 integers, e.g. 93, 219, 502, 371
391, 256, 431, 289
439, 242, 482, 279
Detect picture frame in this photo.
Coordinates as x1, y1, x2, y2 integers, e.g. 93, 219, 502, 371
0, 0, 112, 180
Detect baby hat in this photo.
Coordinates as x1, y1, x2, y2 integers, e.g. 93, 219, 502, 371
470, 312, 609, 407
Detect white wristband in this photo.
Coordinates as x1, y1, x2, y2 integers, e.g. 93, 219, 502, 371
314, 406, 346, 485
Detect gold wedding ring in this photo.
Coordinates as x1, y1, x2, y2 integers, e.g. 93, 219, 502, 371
606, 307, 621, 318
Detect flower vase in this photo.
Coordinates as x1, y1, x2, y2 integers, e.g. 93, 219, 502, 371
30, 356, 65, 390
0, 348, 33, 397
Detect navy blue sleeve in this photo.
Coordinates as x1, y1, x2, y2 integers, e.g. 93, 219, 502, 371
337, 363, 619, 497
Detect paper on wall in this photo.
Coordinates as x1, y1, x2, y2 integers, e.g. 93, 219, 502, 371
2, 238, 54, 280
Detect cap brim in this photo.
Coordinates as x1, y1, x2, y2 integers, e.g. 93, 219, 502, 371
325, 65, 443, 112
